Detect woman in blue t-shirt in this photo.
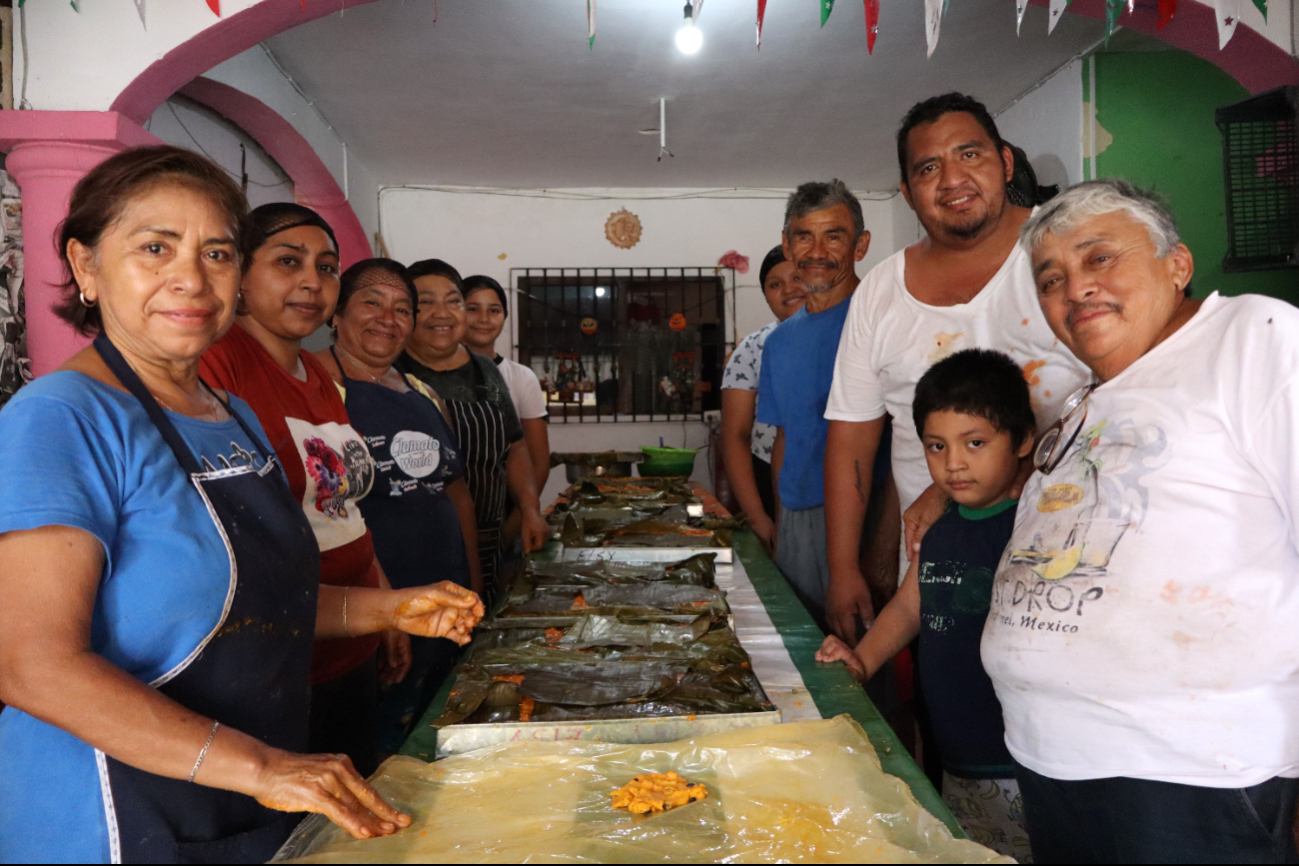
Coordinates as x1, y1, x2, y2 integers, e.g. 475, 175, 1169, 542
0, 147, 484, 863
314, 258, 482, 749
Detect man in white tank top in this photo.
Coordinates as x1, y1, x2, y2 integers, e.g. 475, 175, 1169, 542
821, 93, 1089, 641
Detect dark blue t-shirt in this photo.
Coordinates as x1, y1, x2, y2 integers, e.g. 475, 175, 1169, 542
756, 297, 852, 511
917, 498, 1018, 779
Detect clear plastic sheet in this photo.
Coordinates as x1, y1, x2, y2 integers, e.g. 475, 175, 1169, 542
274, 716, 1010, 864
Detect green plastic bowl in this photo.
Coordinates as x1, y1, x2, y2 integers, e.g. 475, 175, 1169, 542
638, 446, 699, 477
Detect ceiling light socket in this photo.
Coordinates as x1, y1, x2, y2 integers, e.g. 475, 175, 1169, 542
676, 2, 703, 54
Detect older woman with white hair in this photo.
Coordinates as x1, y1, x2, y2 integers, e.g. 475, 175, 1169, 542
981, 178, 1299, 863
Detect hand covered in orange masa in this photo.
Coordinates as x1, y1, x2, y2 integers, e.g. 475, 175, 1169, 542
392, 582, 485, 645
815, 634, 868, 683
252, 750, 411, 840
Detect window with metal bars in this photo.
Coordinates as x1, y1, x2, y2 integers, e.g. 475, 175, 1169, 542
512, 267, 736, 422
1216, 86, 1299, 272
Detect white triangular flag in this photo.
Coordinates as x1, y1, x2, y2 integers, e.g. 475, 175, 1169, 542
692, 0, 704, 21
1016, 0, 1028, 34
1212, 0, 1240, 48
133, 0, 147, 29
1048, 0, 1068, 33
924, 0, 942, 57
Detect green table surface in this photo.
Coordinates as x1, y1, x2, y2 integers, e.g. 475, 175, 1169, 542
400, 529, 961, 836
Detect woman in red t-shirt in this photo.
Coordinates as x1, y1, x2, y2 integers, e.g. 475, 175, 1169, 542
201, 204, 444, 775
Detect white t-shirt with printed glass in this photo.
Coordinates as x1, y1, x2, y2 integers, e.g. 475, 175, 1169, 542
824, 242, 1091, 517
982, 292, 1299, 787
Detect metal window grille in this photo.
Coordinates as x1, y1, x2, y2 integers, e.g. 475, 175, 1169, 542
513, 267, 736, 422
1216, 86, 1299, 272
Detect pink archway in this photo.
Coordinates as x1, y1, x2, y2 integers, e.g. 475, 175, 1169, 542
179, 77, 370, 269
111, 0, 386, 125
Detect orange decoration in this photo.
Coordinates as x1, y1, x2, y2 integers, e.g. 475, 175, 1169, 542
580, 317, 599, 335
669, 313, 688, 331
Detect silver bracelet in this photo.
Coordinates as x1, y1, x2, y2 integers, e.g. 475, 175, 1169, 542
342, 587, 350, 635
188, 721, 220, 783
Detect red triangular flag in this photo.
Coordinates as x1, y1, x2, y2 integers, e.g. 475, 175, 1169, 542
865, 0, 879, 52
207, 0, 220, 15
1157, 0, 1177, 28
757, 0, 767, 48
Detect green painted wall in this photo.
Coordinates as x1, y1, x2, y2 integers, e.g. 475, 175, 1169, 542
1093, 50, 1298, 303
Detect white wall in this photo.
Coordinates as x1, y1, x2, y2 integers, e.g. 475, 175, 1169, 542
15, 0, 268, 111
380, 185, 899, 502
379, 185, 898, 351
995, 58, 1086, 192
146, 97, 295, 209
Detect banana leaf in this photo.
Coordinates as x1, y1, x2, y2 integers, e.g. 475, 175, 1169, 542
582, 582, 725, 612
518, 664, 679, 706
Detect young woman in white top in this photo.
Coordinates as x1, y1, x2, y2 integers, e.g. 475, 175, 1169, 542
462, 275, 550, 496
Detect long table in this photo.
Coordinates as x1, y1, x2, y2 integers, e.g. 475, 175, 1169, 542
399, 528, 961, 836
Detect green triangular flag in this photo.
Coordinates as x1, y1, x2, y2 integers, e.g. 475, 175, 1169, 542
1104, 0, 1121, 44
821, 0, 834, 26
1251, 0, 1267, 19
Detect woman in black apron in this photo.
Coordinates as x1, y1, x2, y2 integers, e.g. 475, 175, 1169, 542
316, 259, 483, 748
0, 147, 483, 863
397, 259, 548, 598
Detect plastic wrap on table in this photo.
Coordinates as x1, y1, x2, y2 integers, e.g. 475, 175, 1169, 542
559, 614, 711, 649
273, 715, 1011, 864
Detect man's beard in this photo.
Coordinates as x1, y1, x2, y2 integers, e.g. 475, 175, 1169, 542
798, 258, 840, 293
922, 190, 1006, 242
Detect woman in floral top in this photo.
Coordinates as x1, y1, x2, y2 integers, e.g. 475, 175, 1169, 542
720, 245, 806, 552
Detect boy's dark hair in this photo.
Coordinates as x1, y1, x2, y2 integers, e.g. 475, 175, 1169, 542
912, 349, 1034, 448
896, 92, 1004, 183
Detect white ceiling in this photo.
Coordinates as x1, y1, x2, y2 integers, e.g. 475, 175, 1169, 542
265, 0, 1105, 191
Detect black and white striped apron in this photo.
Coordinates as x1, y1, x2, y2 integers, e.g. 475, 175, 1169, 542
441, 360, 512, 592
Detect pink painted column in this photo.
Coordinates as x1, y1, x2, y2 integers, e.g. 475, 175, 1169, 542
0, 112, 160, 376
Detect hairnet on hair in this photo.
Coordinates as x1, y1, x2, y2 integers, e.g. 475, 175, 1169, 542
337, 258, 418, 318
244, 202, 338, 266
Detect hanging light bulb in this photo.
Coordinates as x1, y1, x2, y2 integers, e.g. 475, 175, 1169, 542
675, 2, 703, 54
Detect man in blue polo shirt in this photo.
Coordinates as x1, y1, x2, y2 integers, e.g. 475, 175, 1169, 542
757, 180, 873, 622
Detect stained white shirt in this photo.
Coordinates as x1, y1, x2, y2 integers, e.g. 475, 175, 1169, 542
825, 242, 1090, 517
982, 292, 1299, 787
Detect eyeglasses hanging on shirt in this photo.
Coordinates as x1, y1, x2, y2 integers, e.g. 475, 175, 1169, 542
1034, 382, 1099, 475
